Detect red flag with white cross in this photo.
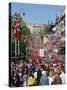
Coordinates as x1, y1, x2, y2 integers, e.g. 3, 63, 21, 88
13, 14, 20, 39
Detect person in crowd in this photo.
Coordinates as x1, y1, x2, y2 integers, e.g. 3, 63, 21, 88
39, 70, 49, 85
23, 70, 28, 87
49, 70, 54, 85
52, 68, 62, 85
60, 69, 65, 84
36, 64, 42, 85
33, 69, 37, 80
58, 65, 65, 84
27, 73, 36, 86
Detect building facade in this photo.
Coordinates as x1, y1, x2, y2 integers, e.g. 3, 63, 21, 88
55, 7, 65, 56
26, 23, 47, 57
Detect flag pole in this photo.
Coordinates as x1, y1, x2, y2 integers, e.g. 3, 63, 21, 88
15, 38, 17, 57
18, 38, 20, 56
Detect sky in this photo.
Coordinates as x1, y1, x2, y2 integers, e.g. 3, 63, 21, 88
10, 3, 64, 24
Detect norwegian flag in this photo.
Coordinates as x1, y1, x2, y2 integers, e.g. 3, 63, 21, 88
26, 39, 31, 46
23, 36, 27, 43
13, 14, 20, 39
23, 36, 31, 46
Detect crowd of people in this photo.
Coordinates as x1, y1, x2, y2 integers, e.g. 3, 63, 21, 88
10, 53, 65, 87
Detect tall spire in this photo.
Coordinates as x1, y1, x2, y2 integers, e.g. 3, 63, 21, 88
48, 19, 50, 25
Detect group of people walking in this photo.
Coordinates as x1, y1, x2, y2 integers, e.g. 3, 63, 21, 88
10, 56, 65, 87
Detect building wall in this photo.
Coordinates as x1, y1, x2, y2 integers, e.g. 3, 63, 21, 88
55, 7, 65, 47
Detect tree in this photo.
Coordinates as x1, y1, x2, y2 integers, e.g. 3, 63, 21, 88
21, 25, 32, 53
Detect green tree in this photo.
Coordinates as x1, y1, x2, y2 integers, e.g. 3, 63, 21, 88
21, 25, 32, 52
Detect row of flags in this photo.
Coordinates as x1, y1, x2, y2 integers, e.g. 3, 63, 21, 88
23, 35, 31, 46
45, 35, 64, 48
43, 34, 65, 52
13, 13, 31, 46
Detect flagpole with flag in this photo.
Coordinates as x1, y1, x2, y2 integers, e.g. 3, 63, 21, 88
18, 38, 20, 56
16, 20, 20, 57
13, 13, 18, 57
17, 25, 20, 57
15, 38, 17, 56
14, 10, 26, 58
14, 12, 20, 57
